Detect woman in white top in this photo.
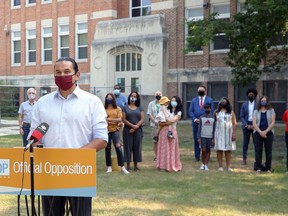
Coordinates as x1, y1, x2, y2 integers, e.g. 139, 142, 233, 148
214, 97, 237, 172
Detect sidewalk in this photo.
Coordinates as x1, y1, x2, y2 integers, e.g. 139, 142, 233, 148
0, 120, 19, 136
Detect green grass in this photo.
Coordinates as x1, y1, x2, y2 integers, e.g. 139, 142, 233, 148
0, 124, 287, 215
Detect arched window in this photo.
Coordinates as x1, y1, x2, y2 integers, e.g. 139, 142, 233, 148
115, 52, 142, 72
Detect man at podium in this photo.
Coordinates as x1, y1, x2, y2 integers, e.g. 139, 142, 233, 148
29, 57, 108, 216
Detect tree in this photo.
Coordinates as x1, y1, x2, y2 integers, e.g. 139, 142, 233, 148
186, 0, 288, 85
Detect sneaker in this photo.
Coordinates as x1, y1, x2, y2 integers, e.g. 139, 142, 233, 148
227, 168, 234, 172
218, 167, 224, 171
200, 164, 205, 170
106, 166, 112, 173
121, 166, 130, 174
204, 165, 209, 171
167, 131, 174, 139
256, 169, 261, 174
266, 170, 272, 174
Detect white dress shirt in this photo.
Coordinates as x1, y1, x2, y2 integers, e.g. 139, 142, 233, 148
29, 86, 108, 148
248, 101, 255, 121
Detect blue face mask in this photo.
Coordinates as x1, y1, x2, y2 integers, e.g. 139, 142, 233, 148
171, 101, 178, 107
114, 89, 120, 96
261, 101, 267, 106
106, 98, 113, 104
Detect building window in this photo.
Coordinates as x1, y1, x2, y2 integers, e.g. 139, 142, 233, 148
12, 31, 21, 64
186, 8, 204, 52
207, 82, 228, 109
12, 0, 20, 7
116, 52, 142, 72
131, 0, 151, 17
27, 29, 36, 63
76, 22, 88, 60
58, 24, 69, 58
264, 80, 287, 121
131, 77, 140, 92
27, 0, 36, 4
42, 0, 51, 3
212, 4, 230, 51
42, 27, 52, 62
117, 78, 125, 92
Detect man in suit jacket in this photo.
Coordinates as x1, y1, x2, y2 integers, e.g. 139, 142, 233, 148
189, 85, 214, 161
240, 88, 258, 165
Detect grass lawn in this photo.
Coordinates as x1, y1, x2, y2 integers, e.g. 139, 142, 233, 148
0, 123, 287, 215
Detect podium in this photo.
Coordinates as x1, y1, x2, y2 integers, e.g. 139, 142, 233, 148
0, 148, 97, 214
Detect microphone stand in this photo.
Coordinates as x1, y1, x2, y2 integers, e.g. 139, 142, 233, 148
29, 144, 36, 216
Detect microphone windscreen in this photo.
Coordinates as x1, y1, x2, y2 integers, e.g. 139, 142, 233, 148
30, 122, 49, 142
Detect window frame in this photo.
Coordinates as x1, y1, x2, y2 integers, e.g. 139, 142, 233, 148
75, 22, 88, 61
58, 24, 70, 59
210, 4, 230, 52
26, 29, 36, 64
42, 26, 53, 64
115, 52, 142, 72
130, 0, 151, 17
11, 0, 21, 8
26, 0, 36, 6
185, 7, 204, 54
12, 31, 21, 65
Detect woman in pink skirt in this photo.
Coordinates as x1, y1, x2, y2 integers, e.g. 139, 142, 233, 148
156, 96, 182, 172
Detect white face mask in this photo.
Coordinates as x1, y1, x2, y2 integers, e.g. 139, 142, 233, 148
28, 94, 35, 100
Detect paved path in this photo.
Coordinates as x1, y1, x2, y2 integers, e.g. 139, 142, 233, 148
0, 120, 19, 136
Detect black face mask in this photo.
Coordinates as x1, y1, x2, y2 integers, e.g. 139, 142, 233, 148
248, 96, 254, 102
204, 110, 210, 114
198, 91, 205, 97
220, 103, 227, 108
155, 95, 161, 100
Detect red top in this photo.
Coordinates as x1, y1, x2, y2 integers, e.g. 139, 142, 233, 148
282, 110, 288, 132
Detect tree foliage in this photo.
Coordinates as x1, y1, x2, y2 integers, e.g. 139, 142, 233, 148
186, 0, 288, 85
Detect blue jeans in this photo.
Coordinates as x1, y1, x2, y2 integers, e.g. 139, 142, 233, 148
22, 125, 30, 147
192, 123, 201, 160
105, 131, 124, 167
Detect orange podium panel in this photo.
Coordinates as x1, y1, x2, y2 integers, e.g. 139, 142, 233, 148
0, 148, 96, 197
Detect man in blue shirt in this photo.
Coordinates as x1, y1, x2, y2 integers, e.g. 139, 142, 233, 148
113, 84, 127, 109
189, 85, 214, 162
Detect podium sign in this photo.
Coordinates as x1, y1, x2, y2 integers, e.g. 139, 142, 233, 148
0, 148, 96, 197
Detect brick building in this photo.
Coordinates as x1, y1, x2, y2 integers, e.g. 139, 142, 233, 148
0, 0, 287, 120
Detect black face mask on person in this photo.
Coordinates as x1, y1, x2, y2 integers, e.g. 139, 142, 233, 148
248, 96, 254, 102
155, 95, 161, 100
198, 91, 205, 97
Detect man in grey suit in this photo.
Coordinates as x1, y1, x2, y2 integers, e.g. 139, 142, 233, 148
240, 88, 257, 165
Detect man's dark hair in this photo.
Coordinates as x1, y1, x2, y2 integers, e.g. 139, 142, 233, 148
55, 57, 79, 73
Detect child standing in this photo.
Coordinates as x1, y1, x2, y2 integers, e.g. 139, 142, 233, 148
197, 103, 215, 171
153, 96, 174, 142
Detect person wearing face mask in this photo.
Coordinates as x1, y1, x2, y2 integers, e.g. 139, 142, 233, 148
252, 96, 275, 174
240, 88, 258, 165
113, 84, 127, 109
154, 96, 174, 140
122, 91, 144, 171
197, 103, 215, 171
156, 96, 183, 172
28, 57, 108, 216
214, 97, 237, 172
18, 88, 37, 147
104, 93, 130, 174
147, 90, 162, 161
189, 85, 215, 162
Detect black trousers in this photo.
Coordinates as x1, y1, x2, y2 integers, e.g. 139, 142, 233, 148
242, 122, 254, 160
42, 196, 91, 216
253, 131, 273, 171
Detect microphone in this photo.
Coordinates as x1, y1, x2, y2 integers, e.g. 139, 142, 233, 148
24, 122, 49, 151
